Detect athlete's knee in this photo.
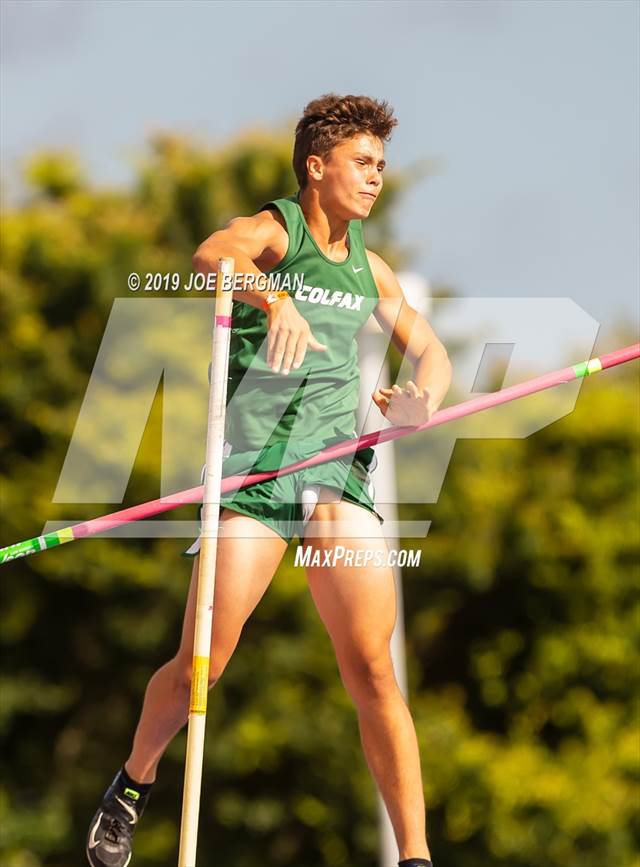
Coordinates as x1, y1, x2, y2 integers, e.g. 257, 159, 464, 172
339, 647, 397, 703
172, 653, 229, 691
206, 657, 228, 688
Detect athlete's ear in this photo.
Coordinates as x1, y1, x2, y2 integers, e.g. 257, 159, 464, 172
307, 154, 324, 182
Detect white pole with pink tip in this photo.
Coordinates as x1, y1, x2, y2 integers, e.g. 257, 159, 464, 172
178, 257, 234, 867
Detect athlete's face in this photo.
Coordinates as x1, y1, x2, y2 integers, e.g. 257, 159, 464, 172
308, 133, 385, 220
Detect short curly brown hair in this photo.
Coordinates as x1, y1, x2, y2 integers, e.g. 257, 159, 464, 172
293, 93, 397, 189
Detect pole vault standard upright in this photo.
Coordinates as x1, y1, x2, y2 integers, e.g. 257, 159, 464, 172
0, 342, 638, 565
177, 257, 234, 867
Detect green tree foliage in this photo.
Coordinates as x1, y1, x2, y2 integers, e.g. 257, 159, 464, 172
1, 134, 638, 867
401, 365, 639, 867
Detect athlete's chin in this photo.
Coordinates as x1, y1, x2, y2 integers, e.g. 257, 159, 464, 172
355, 196, 376, 218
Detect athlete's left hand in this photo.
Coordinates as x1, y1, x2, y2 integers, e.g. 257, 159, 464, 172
372, 381, 433, 426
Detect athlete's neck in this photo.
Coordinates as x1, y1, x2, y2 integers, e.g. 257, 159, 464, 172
298, 188, 350, 263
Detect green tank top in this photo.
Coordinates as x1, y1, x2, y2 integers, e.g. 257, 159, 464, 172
224, 193, 379, 462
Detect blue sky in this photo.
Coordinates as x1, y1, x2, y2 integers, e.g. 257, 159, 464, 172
2, 0, 638, 338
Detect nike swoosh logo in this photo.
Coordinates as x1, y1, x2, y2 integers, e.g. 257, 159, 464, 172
116, 796, 138, 824
352, 266, 364, 273
88, 811, 103, 848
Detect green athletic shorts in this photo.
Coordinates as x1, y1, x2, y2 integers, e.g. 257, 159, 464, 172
183, 442, 382, 551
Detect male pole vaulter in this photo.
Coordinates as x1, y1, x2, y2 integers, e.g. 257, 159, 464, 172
87, 94, 452, 867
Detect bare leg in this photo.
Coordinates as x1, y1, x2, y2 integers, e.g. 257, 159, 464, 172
124, 511, 287, 784
304, 493, 431, 861
355, 684, 430, 861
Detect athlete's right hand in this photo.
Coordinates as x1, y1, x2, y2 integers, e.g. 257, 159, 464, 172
266, 296, 327, 375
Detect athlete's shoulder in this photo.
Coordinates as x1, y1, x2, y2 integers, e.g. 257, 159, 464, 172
228, 207, 287, 237
223, 208, 289, 264
365, 249, 402, 299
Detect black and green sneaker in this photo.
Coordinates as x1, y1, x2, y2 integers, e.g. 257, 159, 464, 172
86, 767, 151, 867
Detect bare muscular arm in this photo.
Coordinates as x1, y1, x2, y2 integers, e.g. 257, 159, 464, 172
367, 249, 452, 424
192, 210, 326, 374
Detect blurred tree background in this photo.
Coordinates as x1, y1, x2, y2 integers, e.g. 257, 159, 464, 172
1, 130, 638, 867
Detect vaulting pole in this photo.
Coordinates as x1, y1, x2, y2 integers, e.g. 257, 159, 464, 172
177, 257, 234, 867
1, 343, 638, 565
